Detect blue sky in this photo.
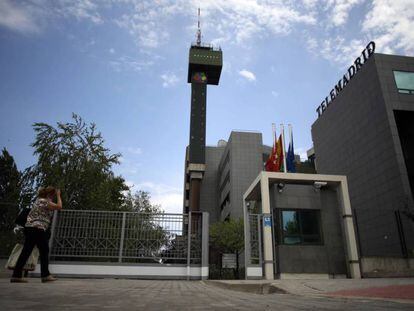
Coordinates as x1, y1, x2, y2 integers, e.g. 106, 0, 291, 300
1, 0, 413, 213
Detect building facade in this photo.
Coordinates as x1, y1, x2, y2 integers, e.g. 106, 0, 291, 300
312, 52, 414, 264
183, 131, 271, 223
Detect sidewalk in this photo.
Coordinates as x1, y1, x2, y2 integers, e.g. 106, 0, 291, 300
1, 278, 413, 310
208, 278, 414, 301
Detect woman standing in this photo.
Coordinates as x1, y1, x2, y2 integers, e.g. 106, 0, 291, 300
11, 186, 62, 283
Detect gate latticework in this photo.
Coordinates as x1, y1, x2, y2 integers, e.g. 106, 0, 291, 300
50, 210, 203, 265
244, 213, 262, 266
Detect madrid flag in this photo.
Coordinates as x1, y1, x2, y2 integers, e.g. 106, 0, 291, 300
265, 134, 284, 172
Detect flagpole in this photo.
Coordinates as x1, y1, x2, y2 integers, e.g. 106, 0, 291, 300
289, 124, 292, 173
272, 123, 276, 147
280, 124, 287, 173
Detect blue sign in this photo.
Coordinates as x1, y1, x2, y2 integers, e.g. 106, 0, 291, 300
263, 216, 272, 227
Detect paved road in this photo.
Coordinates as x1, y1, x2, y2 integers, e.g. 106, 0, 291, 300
0, 278, 413, 310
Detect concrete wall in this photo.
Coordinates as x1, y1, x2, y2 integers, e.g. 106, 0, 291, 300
272, 184, 347, 275
311, 53, 414, 258
361, 257, 414, 277
191, 131, 273, 224
226, 132, 267, 220
199, 146, 225, 224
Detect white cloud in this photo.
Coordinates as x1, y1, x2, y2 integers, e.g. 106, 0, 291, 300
0, 0, 102, 35
109, 48, 115, 54
305, 0, 414, 65
239, 69, 256, 81
326, 0, 364, 27
4, 0, 413, 68
112, 0, 316, 48
363, 0, 414, 55
301, 0, 319, 9
160, 72, 179, 88
271, 91, 279, 98
0, 0, 40, 34
318, 37, 365, 67
115, 14, 168, 49
135, 181, 183, 214
109, 55, 154, 72
54, 0, 103, 24
306, 37, 318, 51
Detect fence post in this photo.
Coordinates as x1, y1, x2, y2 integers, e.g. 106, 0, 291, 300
395, 211, 408, 258
48, 210, 58, 252
244, 212, 250, 280
353, 208, 363, 258
201, 212, 209, 280
119, 212, 126, 263
258, 215, 262, 266
186, 212, 192, 281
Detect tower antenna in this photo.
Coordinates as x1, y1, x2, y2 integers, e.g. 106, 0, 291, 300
196, 8, 201, 46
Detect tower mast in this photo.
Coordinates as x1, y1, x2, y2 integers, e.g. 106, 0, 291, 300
184, 9, 223, 213
196, 8, 201, 46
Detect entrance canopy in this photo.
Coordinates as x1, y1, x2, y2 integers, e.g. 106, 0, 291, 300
243, 172, 361, 280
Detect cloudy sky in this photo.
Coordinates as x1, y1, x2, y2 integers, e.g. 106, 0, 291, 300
1, 0, 413, 213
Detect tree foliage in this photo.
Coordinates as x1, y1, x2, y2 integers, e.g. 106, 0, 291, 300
22, 114, 128, 211
1, 115, 167, 261
124, 190, 163, 213
210, 218, 244, 254
0, 148, 21, 228
0, 148, 21, 255
210, 218, 244, 278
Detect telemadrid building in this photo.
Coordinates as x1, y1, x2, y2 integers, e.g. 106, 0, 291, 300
311, 42, 414, 275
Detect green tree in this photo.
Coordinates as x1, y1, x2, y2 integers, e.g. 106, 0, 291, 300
210, 218, 244, 279
0, 148, 21, 256
122, 190, 169, 262
22, 114, 128, 211
123, 190, 163, 213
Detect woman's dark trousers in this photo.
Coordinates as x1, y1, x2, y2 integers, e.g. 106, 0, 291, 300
12, 227, 50, 278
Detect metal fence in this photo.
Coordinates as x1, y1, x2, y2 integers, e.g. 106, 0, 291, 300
50, 210, 203, 265
246, 213, 262, 265
353, 208, 414, 258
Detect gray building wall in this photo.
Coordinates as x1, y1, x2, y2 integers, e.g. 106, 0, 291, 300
272, 184, 347, 275
226, 132, 270, 220
311, 53, 414, 257
189, 131, 271, 224
199, 146, 225, 224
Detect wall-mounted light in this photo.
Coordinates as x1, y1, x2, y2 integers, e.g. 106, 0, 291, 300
277, 183, 285, 193
313, 181, 327, 192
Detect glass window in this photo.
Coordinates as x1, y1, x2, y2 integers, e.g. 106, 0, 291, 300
393, 71, 414, 94
282, 211, 301, 244
281, 210, 322, 245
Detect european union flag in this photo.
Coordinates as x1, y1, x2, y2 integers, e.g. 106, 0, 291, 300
286, 131, 296, 173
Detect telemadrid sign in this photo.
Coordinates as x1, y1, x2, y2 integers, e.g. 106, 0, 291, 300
316, 41, 376, 118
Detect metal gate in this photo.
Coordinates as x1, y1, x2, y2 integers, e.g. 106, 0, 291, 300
244, 213, 263, 279
40, 210, 209, 279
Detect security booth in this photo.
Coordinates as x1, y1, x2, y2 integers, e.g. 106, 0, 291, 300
243, 172, 361, 280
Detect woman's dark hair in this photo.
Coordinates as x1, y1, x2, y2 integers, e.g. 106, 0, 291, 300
38, 186, 56, 198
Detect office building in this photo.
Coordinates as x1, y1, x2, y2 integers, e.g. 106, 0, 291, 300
312, 44, 414, 274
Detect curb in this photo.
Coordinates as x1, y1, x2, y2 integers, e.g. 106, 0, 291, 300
205, 280, 287, 295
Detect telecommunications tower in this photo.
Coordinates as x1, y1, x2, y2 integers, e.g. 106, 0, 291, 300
184, 9, 223, 212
